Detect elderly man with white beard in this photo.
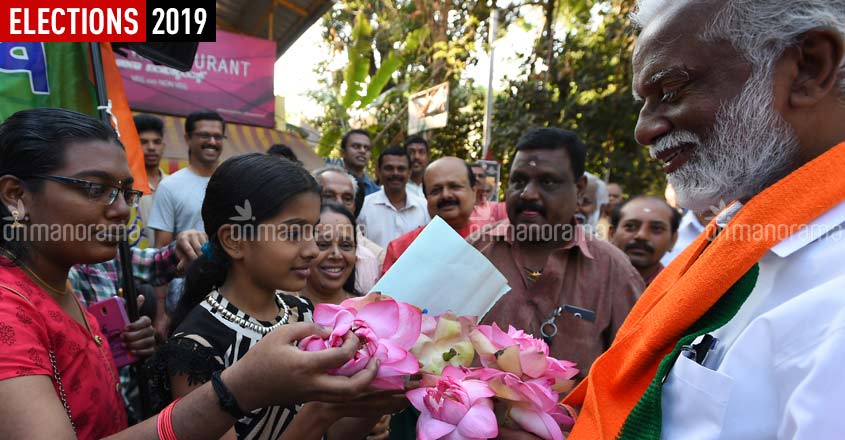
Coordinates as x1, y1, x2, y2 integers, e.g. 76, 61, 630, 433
559, 2, 845, 440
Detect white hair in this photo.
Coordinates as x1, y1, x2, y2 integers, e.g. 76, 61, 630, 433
633, 0, 845, 97
582, 172, 609, 232
312, 165, 358, 195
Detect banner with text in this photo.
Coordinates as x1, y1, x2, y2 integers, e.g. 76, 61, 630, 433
116, 29, 276, 127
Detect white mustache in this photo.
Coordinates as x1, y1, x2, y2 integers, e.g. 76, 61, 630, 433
650, 131, 701, 158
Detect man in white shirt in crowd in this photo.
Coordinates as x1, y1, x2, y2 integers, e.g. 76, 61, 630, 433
564, 2, 845, 440
659, 208, 708, 265
403, 135, 430, 199
357, 146, 429, 248
148, 110, 225, 338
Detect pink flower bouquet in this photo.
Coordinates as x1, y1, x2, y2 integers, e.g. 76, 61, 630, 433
300, 295, 578, 439
299, 294, 422, 390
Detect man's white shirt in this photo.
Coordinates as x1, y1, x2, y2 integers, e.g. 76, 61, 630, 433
661, 209, 706, 266
661, 201, 845, 439
357, 188, 430, 248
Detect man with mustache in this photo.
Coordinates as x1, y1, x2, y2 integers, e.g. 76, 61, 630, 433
147, 110, 226, 339
563, 2, 845, 439
468, 128, 644, 383
358, 146, 430, 248
403, 135, 431, 199
608, 196, 680, 285
381, 157, 478, 273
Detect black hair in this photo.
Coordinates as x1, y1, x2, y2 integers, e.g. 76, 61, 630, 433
340, 129, 370, 151
421, 161, 478, 197
515, 128, 587, 179
377, 145, 411, 169
402, 135, 429, 152
609, 195, 682, 233
185, 110, 225, 134
173, 153, 320, 329
319, 202, 359, 296
0, 108, 122, 262
267, 144, 300, 163
133, 114, 164, 137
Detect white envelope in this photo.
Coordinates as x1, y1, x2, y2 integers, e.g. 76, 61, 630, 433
370, 216, 511, 319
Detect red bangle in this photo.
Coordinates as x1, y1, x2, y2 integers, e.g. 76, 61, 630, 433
157, 398, 181, 440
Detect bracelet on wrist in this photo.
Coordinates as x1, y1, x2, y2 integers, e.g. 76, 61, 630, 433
211, 370, 250, 420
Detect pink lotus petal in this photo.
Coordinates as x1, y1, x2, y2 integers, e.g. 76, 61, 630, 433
420, 314, 438, 337
460, 380, 496, 404
341, 292, 392, 311
519, 349, 549, 379
489, 323, 516, 347
407, 387, 428, 412
376, 351, 420, 377
298, 336, 327, 352
440, 365, 469, 380
418, 413, 457, 440
456, 400, 498, 439
392, 302, 423, 348
509, 405, 564, 440
312, 304, 352, 327
439, 396, 470, 426
370, 375, 407, 390
357, 299, 400, 337
468, 329, 497, 361
332, 352, 371, 376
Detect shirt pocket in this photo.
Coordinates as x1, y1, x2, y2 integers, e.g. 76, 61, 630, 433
661, 354, 734, 440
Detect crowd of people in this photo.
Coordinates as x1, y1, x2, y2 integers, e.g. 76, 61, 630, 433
1, 0, 845, 439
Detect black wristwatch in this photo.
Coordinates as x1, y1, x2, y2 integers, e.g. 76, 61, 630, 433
211, 370, 249, 420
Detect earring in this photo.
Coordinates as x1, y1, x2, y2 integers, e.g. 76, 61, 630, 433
11, 210, 23, 228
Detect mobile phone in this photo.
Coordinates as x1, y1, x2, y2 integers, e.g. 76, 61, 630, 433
89, 297, 136, 368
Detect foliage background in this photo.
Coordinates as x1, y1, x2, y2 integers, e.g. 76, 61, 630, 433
308, 0, 666, 196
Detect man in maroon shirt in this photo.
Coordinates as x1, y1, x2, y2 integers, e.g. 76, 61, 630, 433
382, 157, 480, 273
469, 128, 644, 378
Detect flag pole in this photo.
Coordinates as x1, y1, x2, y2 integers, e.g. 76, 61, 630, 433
88, 42, 152, 420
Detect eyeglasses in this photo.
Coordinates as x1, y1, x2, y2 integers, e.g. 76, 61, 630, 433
191, 132, 227, 141
27, 175, 142, 208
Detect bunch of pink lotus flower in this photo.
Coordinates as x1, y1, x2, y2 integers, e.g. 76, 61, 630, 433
299, 294, 578, 440
299, 294, 422, 390
409, 320, 578, 440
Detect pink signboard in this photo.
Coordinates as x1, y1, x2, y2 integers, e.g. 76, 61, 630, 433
116, 30, 276, 127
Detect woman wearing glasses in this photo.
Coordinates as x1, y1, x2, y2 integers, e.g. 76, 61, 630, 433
0, 108, 380, 440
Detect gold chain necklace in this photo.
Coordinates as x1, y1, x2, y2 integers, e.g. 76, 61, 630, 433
524, 267, 543, 281
19, 263, 70, 296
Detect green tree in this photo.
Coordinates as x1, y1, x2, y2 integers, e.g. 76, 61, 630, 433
309, 0, 664, 195
492, 0, 665, 195
309, 0, 503, 163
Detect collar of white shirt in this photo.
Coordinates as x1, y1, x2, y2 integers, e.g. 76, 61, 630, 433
716, 200, 845, 258
370, 188, 424, 212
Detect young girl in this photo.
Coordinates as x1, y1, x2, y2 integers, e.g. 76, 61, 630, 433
159, 154, 402, 439
300, 203, 360, 306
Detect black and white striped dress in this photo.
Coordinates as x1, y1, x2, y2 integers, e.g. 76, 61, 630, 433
162, 290, 314, 440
